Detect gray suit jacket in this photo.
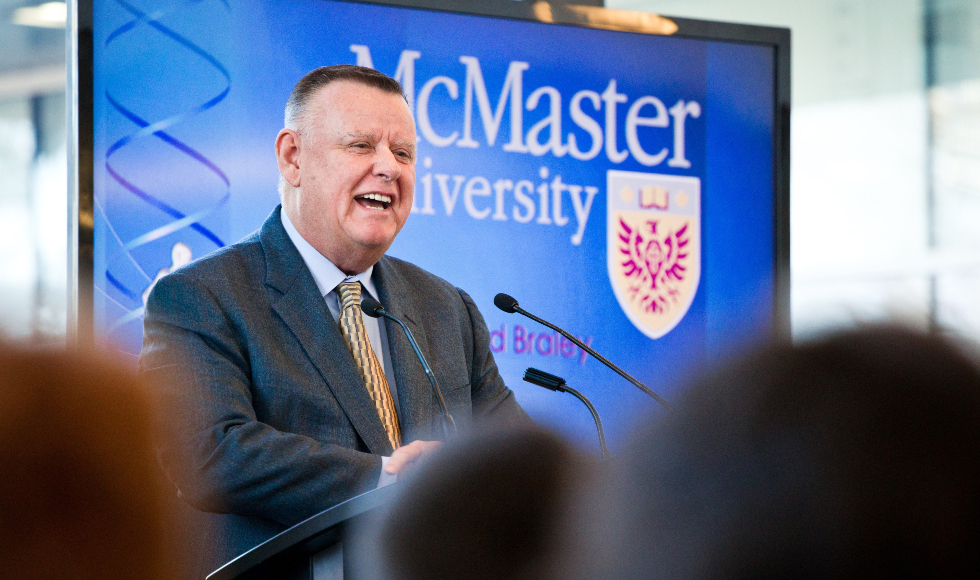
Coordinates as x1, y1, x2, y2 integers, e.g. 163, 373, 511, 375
139, 206, 527, 577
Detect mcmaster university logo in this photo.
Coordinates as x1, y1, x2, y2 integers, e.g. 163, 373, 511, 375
607, 170, 701, 339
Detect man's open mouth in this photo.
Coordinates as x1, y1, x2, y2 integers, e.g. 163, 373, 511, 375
355, 193, 392, 210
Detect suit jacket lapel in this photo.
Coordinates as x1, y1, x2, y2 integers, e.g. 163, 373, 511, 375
260, 207, 393, 455
374, 257, 436, 442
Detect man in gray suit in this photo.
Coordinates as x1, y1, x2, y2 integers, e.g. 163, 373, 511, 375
139, 65, 528, 577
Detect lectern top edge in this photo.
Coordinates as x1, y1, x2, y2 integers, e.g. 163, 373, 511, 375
207, 484, 400, 580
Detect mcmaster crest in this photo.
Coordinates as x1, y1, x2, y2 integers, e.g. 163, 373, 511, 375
607, 171, 701, 339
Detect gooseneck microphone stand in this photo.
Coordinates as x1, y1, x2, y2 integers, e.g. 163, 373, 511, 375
524, 367, 610, 460
360, 297, 457, 439
495, 293, 671, 410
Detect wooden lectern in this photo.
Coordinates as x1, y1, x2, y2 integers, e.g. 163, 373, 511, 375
207, 484, 399, 580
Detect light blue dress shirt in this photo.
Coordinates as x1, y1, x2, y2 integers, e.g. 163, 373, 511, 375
281, 210, 399, 486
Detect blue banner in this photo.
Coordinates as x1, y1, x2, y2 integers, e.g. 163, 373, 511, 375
93, 0, 775, 449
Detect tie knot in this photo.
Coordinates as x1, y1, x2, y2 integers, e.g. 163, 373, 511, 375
337, 281, 362, 310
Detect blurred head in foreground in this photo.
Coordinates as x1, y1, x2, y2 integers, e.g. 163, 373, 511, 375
379, 426, 583, 580
0, 347, 167, 580
578, 326, 980, 580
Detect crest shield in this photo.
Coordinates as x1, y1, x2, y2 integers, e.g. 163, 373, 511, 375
607, 170, 701, 339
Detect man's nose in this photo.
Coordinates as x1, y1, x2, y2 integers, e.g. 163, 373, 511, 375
373, 147, 402, 182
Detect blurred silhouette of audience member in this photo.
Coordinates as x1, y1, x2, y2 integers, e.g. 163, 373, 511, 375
378, 426, 584, 580
567, 326, 980, 580
0, 346, 169, 580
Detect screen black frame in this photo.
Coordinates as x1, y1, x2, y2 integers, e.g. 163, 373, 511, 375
69, 0, 790, 346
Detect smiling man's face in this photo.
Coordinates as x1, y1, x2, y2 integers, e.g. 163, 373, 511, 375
282, 80, 416, 274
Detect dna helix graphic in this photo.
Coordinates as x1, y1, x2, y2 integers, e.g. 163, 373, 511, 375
98, 0, 231, 344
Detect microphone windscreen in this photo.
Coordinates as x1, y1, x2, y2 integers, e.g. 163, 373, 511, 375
360, 297, 385, 318
523, 367, 566, 392
493, 293, 519, 313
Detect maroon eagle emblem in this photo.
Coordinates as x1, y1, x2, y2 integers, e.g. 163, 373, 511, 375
617, 218, 691, 315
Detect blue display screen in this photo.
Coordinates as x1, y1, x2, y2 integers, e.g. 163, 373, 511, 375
93, 0, 775, 449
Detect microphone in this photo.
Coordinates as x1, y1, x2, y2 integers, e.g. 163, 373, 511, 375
494, 293, 671, 410
360, 296, 457, 439
493, 293, 520, 313
523, 367, 609, 460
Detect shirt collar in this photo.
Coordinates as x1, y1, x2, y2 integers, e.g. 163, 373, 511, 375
281, 209, 379, 300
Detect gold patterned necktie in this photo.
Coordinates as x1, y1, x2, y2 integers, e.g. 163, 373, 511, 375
336, 281, 401, 450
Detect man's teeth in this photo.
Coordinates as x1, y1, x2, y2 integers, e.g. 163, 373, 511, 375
359, 193, 392, 204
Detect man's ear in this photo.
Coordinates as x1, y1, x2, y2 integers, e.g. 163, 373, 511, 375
275, 128, 302, 188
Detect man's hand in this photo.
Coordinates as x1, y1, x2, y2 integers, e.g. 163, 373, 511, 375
384, 440, 443, 480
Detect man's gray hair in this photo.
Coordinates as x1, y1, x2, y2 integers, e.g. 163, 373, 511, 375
283, 64, 405, 134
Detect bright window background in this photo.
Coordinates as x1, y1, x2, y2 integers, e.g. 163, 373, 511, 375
1, 0, 978, 348
0, 0, 66, 344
